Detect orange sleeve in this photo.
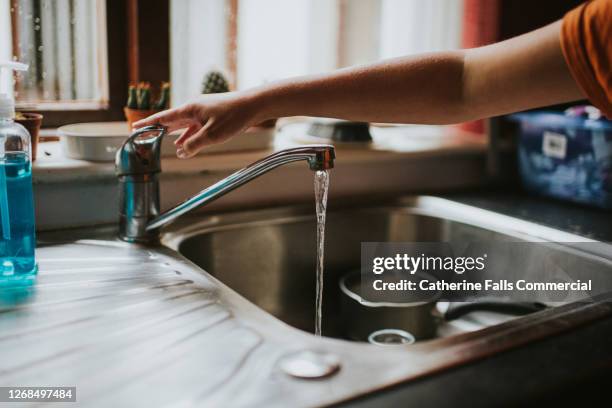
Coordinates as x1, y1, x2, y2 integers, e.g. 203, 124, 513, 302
561, 0, 612, 118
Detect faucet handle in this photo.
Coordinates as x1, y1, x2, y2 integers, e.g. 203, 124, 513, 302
116, 125, 167, 177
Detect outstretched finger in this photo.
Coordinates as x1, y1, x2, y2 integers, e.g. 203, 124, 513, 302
132, 106, 193, 132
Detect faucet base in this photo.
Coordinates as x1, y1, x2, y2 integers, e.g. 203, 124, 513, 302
118, 214, 160, 244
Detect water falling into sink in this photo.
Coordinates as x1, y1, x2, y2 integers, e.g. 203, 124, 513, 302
314, 170, 330, 336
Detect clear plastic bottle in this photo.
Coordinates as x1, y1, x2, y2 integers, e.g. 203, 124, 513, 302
0, 62, 37, 284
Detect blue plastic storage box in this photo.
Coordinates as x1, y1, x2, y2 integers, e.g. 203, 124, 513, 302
511, 107, 612, 209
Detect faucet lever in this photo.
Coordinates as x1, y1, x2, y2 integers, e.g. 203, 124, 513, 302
116, 125, 167, 177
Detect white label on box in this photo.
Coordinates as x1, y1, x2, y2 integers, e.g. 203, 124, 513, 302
542, 131, 567, 159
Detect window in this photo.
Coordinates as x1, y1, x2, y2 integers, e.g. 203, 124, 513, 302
0, 0, 136, 127
170, 0, 464, 105
4, 0, 108, 109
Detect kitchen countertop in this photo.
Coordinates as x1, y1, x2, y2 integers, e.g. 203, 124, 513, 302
446, 188, 612, 242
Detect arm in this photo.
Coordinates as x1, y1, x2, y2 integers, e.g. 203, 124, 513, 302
257, 21, 583, 123
135, 21, 584, 158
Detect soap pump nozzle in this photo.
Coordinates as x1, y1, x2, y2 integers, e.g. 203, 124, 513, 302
0, 61, 28, 120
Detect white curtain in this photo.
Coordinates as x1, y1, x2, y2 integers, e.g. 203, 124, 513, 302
337, 0, 381, 67
379, 0, 464, 58
171, 0, 228, 106
236, 0, 338, 89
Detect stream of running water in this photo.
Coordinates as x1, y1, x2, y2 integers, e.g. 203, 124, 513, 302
313, 169, 330, 336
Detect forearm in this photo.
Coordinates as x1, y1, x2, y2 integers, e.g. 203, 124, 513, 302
251, 51, 469, 125
249, 21, 582, 126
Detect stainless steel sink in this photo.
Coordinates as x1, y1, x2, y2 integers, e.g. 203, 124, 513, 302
4, 196, 610, 407
166, 196, 610, 341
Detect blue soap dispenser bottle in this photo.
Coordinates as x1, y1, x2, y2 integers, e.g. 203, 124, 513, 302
0, 61, 37, 284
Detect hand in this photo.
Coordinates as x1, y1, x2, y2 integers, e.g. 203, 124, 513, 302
133, 91, 260, 158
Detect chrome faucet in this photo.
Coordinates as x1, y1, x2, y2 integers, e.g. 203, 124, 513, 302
115, 125, 335, 243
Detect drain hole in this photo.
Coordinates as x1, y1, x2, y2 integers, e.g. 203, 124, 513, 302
368, 329, 416, 346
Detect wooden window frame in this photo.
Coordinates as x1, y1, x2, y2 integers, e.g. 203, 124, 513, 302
10, 0, 170, 128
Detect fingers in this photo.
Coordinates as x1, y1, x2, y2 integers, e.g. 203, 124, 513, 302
132, 105, 196, 133
174, 124, 200, 146
177, 120, 221, 159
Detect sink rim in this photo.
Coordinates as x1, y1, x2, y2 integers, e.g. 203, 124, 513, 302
163, 195, 597, 246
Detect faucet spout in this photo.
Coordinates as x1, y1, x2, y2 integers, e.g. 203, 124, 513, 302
304, 145, 335, 171
146, 145, 335, 233
116, 126, 335, 243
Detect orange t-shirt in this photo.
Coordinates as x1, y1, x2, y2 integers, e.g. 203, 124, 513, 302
561, 0, 612, 118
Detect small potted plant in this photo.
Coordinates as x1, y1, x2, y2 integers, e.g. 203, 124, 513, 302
124, 82, 170, 129
15, 111, 43, 161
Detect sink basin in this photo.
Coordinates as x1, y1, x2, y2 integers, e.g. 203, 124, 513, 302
170, 196, 608, 341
